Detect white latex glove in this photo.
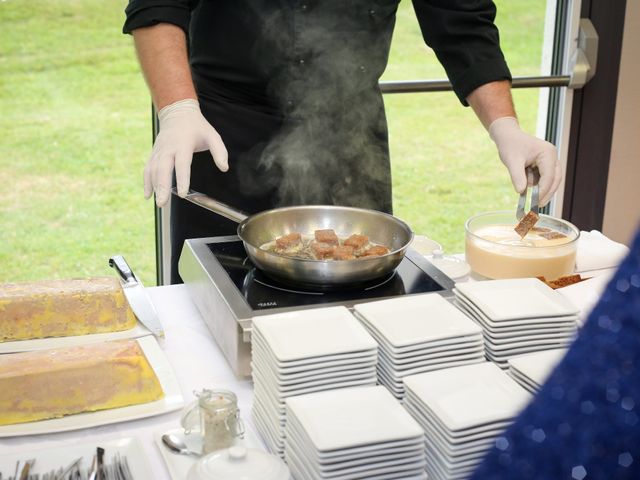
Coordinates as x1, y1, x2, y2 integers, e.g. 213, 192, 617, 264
144, 99, 229, 207
489, 116, 561, 206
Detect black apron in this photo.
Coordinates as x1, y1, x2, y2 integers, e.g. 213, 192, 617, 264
170, 0, 401, 283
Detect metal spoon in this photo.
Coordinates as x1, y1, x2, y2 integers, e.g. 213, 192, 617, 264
161, 434, 201, 457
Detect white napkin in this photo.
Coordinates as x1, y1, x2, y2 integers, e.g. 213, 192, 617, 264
575, 230, 629, 273
557, 272, 613, 325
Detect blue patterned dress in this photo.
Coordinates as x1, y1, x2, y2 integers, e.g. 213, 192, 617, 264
470, 229, 640, 479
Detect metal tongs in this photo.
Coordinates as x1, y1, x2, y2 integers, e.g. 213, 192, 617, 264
516, 167, 540, 220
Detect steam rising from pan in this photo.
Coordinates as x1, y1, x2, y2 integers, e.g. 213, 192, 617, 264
239, 2, 398, 212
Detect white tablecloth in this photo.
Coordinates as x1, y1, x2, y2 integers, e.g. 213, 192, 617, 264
1, 238, 621, 477
0, 285, 252, 480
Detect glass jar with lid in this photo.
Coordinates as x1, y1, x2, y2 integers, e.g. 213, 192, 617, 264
181, 389, 245, 454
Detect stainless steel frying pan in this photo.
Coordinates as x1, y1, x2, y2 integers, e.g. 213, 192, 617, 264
173, 189, 414, 288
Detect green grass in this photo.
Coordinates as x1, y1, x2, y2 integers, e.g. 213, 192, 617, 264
0, 0, 155, 284
0, 0, 546, 285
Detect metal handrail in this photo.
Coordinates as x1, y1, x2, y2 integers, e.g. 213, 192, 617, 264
379, 19, 599, 95
379, 75, 571, 94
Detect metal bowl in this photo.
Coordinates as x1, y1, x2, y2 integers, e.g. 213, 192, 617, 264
238, 205, 414, 287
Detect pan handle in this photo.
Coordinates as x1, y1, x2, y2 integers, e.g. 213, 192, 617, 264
171, 188, 248, 224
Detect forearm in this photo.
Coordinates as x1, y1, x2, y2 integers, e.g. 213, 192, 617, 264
132, 23, 197, 111
466, 80, 516, 130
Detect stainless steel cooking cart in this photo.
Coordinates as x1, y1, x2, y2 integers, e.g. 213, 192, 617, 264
179, 236, 455, 377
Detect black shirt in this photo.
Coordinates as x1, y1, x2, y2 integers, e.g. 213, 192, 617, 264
123, 0, 511, 107
123, 0, 511, 283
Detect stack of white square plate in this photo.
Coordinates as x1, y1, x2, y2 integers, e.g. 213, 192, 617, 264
251, 306, 378, 458
403, 362, 531, 480
284, 385, 427, 480
452, 278, 579, 368
353, 294, 485, 399
507, 348, 567, 393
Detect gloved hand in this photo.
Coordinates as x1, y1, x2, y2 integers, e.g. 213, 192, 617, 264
144, 99, 229, 207
489, 116, 561, 206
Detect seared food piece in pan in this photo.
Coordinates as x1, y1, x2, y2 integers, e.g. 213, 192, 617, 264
315, 229, 339, 245
363, 245, 391, 257
261, 231, 391, 261
275, 232, 303, 254
311, 242, 336, 259
333, 245, 356, 260
344, 234, 369, 255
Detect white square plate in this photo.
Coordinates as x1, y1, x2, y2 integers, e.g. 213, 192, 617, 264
252, 364, 376, 394
285, 442, 426, 480
453, 299, 578, 331
507, 369, 540, 393
252, 345, 376, 386
251, 399, 285, 443
379, 355, 486, 379
253, 369, 377, 403
508, 348, 567, 385
377, 367, 405, 391
406, 402, 512, 440
252, 347, 376, 380
285, 440, 427, 480
285, 425, 424, 471
478, 322, 576, 340
453, 279, 579, 321
286, 412, 424, 462
0, 336, 184, 437
423, 440, 484, 478
252, 413, 284, 457
252, 306, 376, 362
403, 362, 530, 432
484, 343, 572, 361
423, 435, 487, 471
361, 321, 484, 357
354, 294, 482, 347
482, 333, 574, 350
403, 394, 513, 442
380, 348, 485, 371
375, 335, 484, 359
252, 329, 377, 368
285, 386, 423, 452
454, 294, 578, 328
285, 419, 424, 466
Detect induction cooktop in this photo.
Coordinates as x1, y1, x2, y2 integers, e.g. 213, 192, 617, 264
178, 235, 455, 377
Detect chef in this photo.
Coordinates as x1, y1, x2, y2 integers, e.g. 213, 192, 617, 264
123, 0, 561, 284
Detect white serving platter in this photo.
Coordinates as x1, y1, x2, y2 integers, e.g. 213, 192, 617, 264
154, 425, 264, 480
0, 436, 152, 478
252, 306, 376, 362
0, 322, 152, 354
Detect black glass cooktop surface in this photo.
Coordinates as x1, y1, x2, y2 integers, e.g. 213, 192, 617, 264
206, 240, 453, 311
